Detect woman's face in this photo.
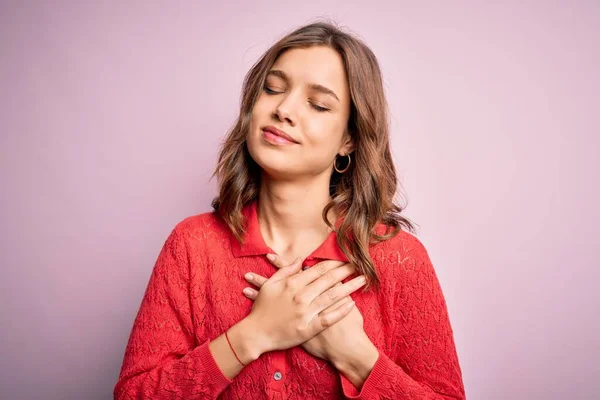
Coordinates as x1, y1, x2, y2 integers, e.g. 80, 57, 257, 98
247, 46, 353, 180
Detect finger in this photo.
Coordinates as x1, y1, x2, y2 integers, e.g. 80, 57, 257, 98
318, 295, 353, 316
244, 272, 268, 288
268, 255, 303, 281
265, 253, 290, 270
298, 263, 356, 303
242, 287, 258, 300
309, 275, 366, 316
314, 283, 344, 315
311, 300, 355, 332
292, 259, 350, 287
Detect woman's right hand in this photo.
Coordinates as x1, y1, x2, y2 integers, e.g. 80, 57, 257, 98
244, 254, 366, 356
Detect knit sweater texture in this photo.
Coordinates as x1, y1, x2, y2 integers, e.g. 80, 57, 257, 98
114, 201, 466, 399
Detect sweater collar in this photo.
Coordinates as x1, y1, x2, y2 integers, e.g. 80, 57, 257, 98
230, 200, 348, 262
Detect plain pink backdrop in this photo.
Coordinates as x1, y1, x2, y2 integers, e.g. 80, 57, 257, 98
1, 1, 598, 399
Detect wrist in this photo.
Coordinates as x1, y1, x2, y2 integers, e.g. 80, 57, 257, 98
228, 316, 271, 363
331, 335, 379, 388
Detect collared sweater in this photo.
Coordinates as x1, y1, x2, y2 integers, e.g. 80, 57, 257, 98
114, 200, 466, 399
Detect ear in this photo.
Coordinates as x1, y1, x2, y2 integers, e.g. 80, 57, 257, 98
339, 130, 355, 155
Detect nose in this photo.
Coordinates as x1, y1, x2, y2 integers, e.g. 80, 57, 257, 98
273, 96, 296, 126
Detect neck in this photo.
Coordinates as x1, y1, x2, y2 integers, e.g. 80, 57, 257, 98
256, 174, 337, 260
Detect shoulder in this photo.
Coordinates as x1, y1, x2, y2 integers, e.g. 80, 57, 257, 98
372, 224, 430, 260
370, 226, 447, 304
155, 210, 232, 279
172, 209, 228, 237
370, 224, 435, 278
166, 210, 231, 254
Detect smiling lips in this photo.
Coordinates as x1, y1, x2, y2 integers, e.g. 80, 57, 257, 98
262, 126, 299, 145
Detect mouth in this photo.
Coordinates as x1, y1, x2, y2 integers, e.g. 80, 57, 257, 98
261, 126, 299, 145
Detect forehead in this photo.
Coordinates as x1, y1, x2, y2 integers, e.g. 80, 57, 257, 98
270, 46, 349, 97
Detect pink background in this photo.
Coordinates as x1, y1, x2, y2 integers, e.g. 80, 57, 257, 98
1, 1, 598, 399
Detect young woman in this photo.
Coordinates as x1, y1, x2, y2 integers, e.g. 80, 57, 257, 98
114, 22, 466, 399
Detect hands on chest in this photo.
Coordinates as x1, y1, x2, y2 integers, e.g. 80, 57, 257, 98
241, 255, 377, 372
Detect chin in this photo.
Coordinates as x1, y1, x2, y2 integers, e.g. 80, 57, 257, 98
247, 144, 292, 178
249, 147, 286, 175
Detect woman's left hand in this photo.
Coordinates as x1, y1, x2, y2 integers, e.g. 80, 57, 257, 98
242, 256, 379, 385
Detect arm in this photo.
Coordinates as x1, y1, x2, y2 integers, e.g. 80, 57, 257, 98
333, 237, 466, 399
113, 224, 255, 399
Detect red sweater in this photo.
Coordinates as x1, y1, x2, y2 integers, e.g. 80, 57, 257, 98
114, 201, 466, 399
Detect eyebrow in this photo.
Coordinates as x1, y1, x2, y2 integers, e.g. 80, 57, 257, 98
267, 69, 340, 102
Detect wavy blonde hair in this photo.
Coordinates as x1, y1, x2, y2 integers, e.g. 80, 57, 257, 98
212, 21, 416, 289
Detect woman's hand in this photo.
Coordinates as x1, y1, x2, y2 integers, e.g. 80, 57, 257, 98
243, 256, 376, 367
242, 254, 367, 358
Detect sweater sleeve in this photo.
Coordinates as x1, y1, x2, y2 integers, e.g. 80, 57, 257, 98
114, 224, 233, 400
339, 236, 466, 399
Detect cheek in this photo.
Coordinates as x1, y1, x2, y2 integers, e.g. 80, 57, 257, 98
249, 101, 271, 131
248, 108, 263, 135
304, 118, 345, 151
252, 96, 272, 118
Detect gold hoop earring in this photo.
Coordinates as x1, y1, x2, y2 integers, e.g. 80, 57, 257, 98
334, 153, 351, 173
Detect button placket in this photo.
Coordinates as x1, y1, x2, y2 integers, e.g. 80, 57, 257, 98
269, 350, 286, 392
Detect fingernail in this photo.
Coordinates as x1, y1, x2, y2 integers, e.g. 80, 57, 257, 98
266, 254, 276, 261
244, 273, 253, 281
243, 288, 253, 295
359, 276, 367, 284
347, 301, 355, 309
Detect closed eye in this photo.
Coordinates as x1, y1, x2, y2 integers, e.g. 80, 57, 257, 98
263, 86, 281, 95
263, 86, 330, 113
310, 103, 329, 112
